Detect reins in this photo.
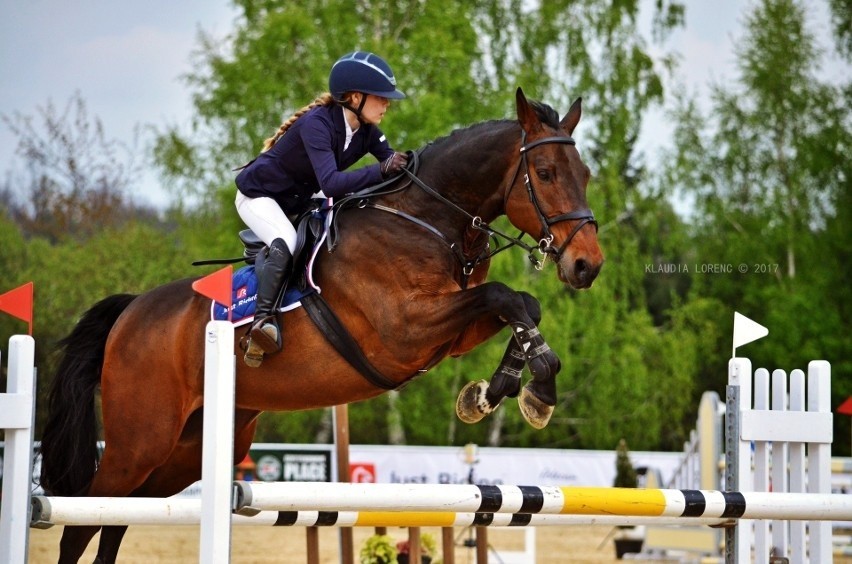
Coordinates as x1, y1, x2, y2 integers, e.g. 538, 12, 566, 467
400, 151, 544, 270
346, 131, 599, 278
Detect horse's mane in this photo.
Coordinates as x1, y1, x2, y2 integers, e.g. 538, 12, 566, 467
421, 99, 561, 153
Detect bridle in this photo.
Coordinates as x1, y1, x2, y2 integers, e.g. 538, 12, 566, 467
512, 131, 598, 264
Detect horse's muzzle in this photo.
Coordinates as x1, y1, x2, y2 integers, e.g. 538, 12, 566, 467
561, 255, 603, 289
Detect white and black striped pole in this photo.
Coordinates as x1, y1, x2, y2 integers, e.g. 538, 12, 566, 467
232, 481, 852, 521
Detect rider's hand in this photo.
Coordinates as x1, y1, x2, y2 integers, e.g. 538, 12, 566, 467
381, 152, 408, 178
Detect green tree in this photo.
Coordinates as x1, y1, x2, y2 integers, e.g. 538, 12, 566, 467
663, 0, 851, 452
152, 0, 725, 451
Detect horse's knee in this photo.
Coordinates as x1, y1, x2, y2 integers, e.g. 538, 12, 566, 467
482, 283, 533, 322
519, 292, 542, 324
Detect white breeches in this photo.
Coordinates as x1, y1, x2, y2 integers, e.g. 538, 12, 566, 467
235, 191, 298, 253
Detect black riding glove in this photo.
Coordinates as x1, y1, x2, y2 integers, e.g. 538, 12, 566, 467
381, 152, 408, 178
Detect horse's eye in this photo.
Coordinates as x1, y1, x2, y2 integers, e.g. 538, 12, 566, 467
536, 169, 551, 182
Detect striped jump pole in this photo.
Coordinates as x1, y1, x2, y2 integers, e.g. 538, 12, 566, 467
30, 496, 733, 528
234, 482, 852, 522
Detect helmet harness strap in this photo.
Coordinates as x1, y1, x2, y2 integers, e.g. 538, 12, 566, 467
340, 94, 369, 126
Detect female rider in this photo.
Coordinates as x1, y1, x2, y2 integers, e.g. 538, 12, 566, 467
235, 51, 408, 367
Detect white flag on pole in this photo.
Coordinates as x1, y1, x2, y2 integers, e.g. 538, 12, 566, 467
732, 311, 768, 357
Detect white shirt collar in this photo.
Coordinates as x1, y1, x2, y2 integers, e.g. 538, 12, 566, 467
343, 107, 358, 151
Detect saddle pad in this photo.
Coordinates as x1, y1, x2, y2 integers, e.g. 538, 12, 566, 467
210, 265, 314, 327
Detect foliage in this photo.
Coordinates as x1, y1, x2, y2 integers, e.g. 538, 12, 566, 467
360, 534, 397, 564
1, 0, 848, 455
396, 532, 437, 556
661, 0, 851, 449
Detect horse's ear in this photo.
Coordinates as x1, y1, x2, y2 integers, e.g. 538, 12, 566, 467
516, 87, 543, 134
560, 97, 582, 135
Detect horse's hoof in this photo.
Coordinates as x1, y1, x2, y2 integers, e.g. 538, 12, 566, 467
456, 380, 494, 424
518, 385, 554, 429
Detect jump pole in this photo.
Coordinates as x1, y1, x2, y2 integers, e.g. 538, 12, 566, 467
29, 497, 736, 528
233, 481, 852, 521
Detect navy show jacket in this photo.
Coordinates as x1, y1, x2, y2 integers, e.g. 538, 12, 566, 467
236, 103, 394, 211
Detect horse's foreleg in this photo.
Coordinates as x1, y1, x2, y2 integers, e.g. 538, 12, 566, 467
453, 290, 558, 428
456, 339, 524, 423
509, 291, 560, 429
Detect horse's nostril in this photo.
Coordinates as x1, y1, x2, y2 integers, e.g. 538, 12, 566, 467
575, 259, 587, 277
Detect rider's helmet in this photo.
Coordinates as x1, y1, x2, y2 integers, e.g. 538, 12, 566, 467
329, 51, 406, 100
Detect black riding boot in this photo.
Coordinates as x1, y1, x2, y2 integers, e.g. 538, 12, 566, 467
244, 239, 292, 367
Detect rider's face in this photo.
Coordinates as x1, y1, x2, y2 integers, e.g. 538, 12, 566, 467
355, 94, 390, 125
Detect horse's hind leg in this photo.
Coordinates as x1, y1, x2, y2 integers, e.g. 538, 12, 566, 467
94, 527, 127, 564
91, 410, 259, 563
57, 526, 101, 564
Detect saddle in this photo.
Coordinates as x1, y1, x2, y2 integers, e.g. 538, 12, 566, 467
239, 202, 327, 294
196, 201, 401, 390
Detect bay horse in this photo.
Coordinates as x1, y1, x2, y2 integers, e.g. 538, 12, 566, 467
38, 88, 603, 563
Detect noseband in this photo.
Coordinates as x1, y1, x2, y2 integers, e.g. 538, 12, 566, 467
516, 132, 598, 264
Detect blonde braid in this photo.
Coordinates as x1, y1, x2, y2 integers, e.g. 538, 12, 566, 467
261, 93, 337, 152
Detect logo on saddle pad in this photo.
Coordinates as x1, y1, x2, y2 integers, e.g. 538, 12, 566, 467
209, 266, 313, 326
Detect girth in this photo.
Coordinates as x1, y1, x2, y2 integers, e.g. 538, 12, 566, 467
301, 292, 437, 391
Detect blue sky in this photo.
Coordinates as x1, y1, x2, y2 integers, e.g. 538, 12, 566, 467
0, 1, 844, 209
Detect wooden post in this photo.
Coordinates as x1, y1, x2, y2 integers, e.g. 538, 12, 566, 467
476, 526, 488, 563
334, 405, 354, 563
409, 527, 421, 562
306, 527, 320, 564
441, 527, 455, 564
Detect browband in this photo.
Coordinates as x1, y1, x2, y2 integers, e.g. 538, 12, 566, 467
519, 136, 576, 153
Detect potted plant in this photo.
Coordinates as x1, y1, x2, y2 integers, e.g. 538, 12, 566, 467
396, 532, 436, 564
360, 534, 397, 564
612, 439, 644, 559
613, 438, 638, 489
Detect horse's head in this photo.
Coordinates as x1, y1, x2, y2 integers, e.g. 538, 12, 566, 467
505, 88, 604, 289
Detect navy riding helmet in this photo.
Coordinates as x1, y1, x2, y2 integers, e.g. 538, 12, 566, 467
329, 51, 406, 100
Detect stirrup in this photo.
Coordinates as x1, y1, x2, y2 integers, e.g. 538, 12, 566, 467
249, 317, 282, 355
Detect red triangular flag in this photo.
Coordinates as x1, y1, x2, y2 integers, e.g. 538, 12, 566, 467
192, 266, 233, 321
0, 282, 33, 335
839, 397, 852, 416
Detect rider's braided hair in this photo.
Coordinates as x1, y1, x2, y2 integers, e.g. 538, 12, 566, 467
262, 92, 353, 151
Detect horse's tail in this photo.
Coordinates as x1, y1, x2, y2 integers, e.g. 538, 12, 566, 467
38, 293, 137, 496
